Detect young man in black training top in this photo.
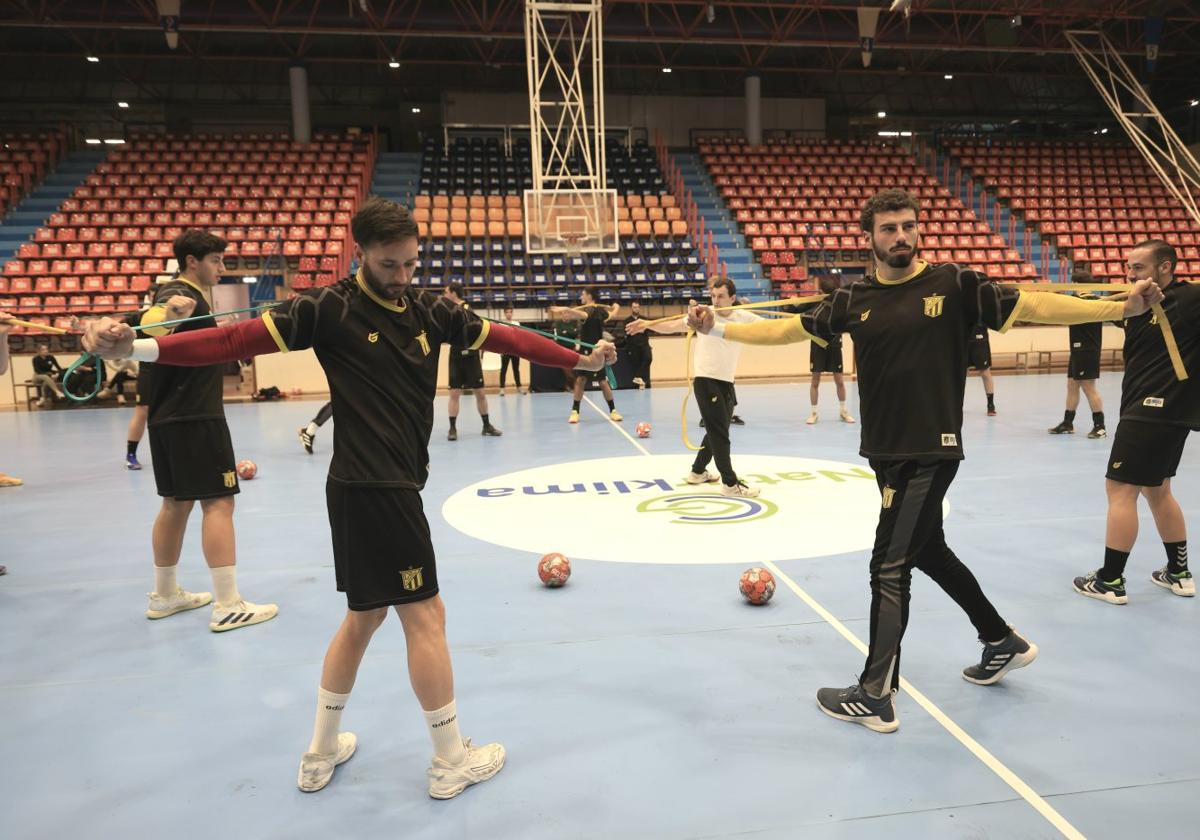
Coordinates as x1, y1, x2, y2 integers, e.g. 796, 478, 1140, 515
1048, 267, 1109, 439
549, 286, 622, 423
84, 197, 615, 798
497, 305, 525, 395
442, 282, 500, 440
622, 300, 653, 390
689, 188, 1162, 734
1073, 240, 1198, 603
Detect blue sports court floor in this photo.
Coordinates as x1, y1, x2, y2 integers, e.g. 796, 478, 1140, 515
1, 371, 1196, 840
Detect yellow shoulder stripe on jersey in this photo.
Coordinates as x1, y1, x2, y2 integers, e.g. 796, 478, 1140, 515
468, 318, 491, 351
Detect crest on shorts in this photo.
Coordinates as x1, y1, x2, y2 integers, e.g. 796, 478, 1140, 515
222, 470, 237, 488
860, 310, 871, 322
400, 567, 424, 591
881, 486, 896, 509
368, 331, 379, 343
923, 294, 945, 318
415, 330, 430, 356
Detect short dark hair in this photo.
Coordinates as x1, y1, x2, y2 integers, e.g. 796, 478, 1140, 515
710, 276, 736, 297
351, 196, 419, 248
581, 286, 598, 301
36, 342, 49, 349
1070, 264, 1094, 283
172, 229, 227, 268
445, 281, 464, 296
860, 189, 921, 233
1132, 239, 1177, 272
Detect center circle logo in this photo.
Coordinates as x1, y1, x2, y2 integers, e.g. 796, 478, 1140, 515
441, 454, 950, 565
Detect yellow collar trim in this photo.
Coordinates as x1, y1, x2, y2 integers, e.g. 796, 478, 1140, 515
356, 268, 407, 313
173, 275, 208, 296
876, 259, 928, 286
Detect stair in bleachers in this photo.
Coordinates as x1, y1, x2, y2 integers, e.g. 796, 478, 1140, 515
930, 147, 1059, 282
0, 150, 107, 262
674, 152, 766, 297
371, 152, 422, 207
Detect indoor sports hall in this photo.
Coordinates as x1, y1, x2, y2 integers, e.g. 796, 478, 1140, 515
1, 3, 1198, 840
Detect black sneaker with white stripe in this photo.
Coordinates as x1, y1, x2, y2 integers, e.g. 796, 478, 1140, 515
816, 683, 898, 733
962, 627, 1038, 685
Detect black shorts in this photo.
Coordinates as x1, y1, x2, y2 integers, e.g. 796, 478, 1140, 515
448, 352, 484, 390
1106, 419, 1190, 487
135, 370, 153, 406
573, 367, 606, 382
966, 337, 991, 371
810, 342, 843, 374
326, 479, 438, 610
1068, 352, 1101, 381
148, 418, 239, 500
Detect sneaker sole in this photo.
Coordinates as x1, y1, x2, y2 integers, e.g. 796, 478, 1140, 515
1073, 583, 1127, 605
962, 641, 1040, 686
298, 733, 357, 793
428, 749, 507, 800
685, 476, 719, 485
209, 609, 279, 632
1151, 576, 1195, 597
816, 699, 898, 734
146, 594, 213, 619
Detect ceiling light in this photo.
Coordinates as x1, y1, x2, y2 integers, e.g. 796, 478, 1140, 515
900, 131, 913, 137
878, 130, 900, 137
388, 59, 400, 69
103, 138, 125, 145
86, 55, 99, 63
662, 67, 672, 74
1101, 127, 1108, 134
411, 107, 421, 114
85, 138, 102, 144
943, 74, 953, 80
1191, 99, 1199, 107
877, 110, 887, 118
242, 276, 257, 283
117, 101, 129, 108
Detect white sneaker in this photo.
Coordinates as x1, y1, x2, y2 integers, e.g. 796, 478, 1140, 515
210, 599, 279, 632
1151, 568, 1195, 597
840, 409, 856, 424
721, 481, 761, 498
686, 470, 719, 484
297, 732, 357, 793
36, 399, 47, 408
632, 377, 645, 387
146, 587, 213, 619
427, 738, 506, 800
806, 411, 818, 425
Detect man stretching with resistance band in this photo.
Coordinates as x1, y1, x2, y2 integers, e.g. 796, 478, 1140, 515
627, 277, 760, 498
689, 188, 1163, 734
85, 197, 615, 799
549, 286, 621, 424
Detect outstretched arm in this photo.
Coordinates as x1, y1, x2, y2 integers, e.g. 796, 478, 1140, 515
626, 316, 686, 336
548, 306, 586, 321
995, 279, 1162, 333
480, 321, 614, 371
84, 316, 281, 365
688, 304, 827, 347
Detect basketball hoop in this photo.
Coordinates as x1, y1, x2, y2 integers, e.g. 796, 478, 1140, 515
560, 233, 585, 258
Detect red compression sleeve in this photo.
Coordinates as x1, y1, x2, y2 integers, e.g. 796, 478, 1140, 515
153, 317, 281, 366
480, 321, 583, 369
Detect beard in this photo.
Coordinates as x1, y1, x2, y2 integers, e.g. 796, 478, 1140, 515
361, 262, 406, 300
873, 241, 917, 269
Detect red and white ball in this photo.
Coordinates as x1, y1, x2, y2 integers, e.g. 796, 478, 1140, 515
538, 552, 571, 587
738, 567, 775, 605
236, 459, 258, 480
636, 421, 652, 438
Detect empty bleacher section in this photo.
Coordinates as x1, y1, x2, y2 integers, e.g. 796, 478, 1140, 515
942, 139, 1200, 280
699, 138, 1039, 295
0, 128, 70, 220
1, 132, 375, 334
409, 131, 703, 305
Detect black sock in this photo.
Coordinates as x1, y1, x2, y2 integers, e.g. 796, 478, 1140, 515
126, 440, 138, 457
481, 413, 491, 428
449, 416, 457, 430
572, 400, 581, 412
1092, 411, 1104, 427
1165, 540, 1188, 575
607, 399, 616, 411
1101, 546, 1131, 582
986, 393, 995, 409
1063, 409, 1076, 424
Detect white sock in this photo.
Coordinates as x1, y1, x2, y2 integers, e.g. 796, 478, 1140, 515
308, 687, 350, 755
306, 422, 319, 436
153, 565, 178, 597
423, 700, 467, 764
840, 401, 847, 412
210, 565, 240, 606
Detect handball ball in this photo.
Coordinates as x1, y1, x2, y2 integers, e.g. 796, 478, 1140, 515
236, 459, 257, 480
636, 421, 651, 438
538, 553, 571, 587
739, 567, 775, 605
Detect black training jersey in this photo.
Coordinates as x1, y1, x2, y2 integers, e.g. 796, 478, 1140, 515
1118, 280, 1200, 429
144, 278, 223, 427
263, 273, 488, 489
1069, 321, 1103, 355
580, 305, 608, 346
622, 315, 650, 348
807, 261, 1020, 460
449, 301, 482, 361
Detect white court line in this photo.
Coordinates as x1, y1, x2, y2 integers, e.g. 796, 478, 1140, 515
582, 395, 652, 456
589, 393, 1087, 840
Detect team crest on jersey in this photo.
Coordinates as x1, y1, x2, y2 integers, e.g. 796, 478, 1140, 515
222, 470, 237, 488
400, 567, 424, 591
860, 310, 871, 322
881, 486, 896, 509
368, 331, 379, 343
416, 330, 431, 356
923, 295, 945, 318
1112, 461, 1123, 469
941, 433, 958, 447
1150, 313, 1159, 326
1143, 396, 1165, 408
